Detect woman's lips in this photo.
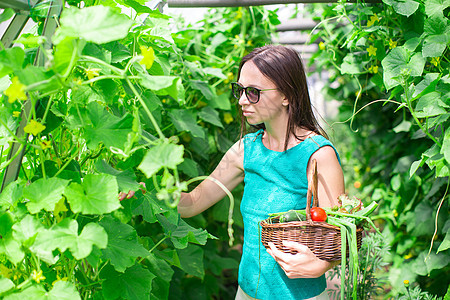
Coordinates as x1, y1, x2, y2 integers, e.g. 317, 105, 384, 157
242, 110, 253, 116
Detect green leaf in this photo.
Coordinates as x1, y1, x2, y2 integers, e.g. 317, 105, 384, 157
177, 244, 205, 279
0, 211, 13, 238
393, 120, 412, 133
139, 74, 178, 91
415, 92, 448, 118
84, 102, 134, 150
425, 0, 450, 18
199, 107, 223, 128
100, 264, 155, 300
382, 0, 420, 17
422, 17, 450, 57
0, 47, 25, 77
99, 216, 149, 272
12, 215, 45, 247
0, 233, 24, 264
23, 177, 69, 214
131, 192, 169, 223
4, 281, 81, 300
382, 47, 425, 90
190, 80, 215, 101
0, 8, 14, 23
168, 109, 205, 138
53, 38, 85, 75
203, 67, 226, 79
138, 141, 184, 178
139, 75, 184, 103
145, 253, 174, 300
94, 160, 140, 192
0, 181, 22, 211
123, 0, 153, 14
157, 215, 215, 249
30, 219, 107, 263
0, 277, 14, 294
209, 93, 231, 110
53, 6, 132, 45
341, 54, 362, 74
413, 251, 450, 276
0, 107, 19, 147
437, 228, 450, 253
64, 173, 120, 215
442, 127, 450, 163
412, 73, 440, 100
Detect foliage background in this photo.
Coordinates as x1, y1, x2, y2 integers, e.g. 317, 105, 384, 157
305, 0, 450, 297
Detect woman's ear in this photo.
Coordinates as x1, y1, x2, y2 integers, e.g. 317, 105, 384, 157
282, 97, 289, 106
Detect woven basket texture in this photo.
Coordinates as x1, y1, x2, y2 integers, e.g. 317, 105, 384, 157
260, 159, 363, 262
260, 217, 363, 261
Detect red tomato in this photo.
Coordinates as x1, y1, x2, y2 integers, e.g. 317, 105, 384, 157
310, 207, 327, 222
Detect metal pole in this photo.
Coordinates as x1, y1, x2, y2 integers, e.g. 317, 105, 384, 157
0, 13, 29, 48
1, 0, 63, 192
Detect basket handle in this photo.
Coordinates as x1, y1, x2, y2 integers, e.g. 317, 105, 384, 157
305, 159, 318, 221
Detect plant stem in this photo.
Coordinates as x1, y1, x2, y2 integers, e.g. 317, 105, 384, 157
126, 77, 165, 139
148, 236, 168, 253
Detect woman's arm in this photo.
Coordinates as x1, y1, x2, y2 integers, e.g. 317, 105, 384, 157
266, 145, 344, 278
309, 145, 345, 208
177, 140, 245, 218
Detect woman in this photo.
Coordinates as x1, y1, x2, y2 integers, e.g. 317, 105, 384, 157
178, 45, 344, 300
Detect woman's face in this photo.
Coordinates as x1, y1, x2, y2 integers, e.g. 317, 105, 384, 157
237, 60, 288, 125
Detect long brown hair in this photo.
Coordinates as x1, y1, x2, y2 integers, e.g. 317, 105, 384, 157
237, 45, 328, 151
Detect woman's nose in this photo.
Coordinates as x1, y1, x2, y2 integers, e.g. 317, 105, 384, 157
238, 92, 250, 106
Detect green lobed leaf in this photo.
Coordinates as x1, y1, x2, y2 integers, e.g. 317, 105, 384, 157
382, 46, 425, 90
413, 251, 450, 276
0, 107, 19, 147
198, 107, 224, 128
30, 219, 107, 263
94, 160, 140, 192
139, 74, 178, 91
437, 227, 450, 253
138, 141, 184, 178
157, 214, 215, 249
425, 0, 450, 18
0, 277, 14, 294
168, 109, 205, 138
415, 92, 448, 118
422, 17, 450, 57
53, 38, 85, 75
99, 216, 149, 272
84, 102, 134, 150
23, 177, 69, 214
0, 180, 22, 211
341, 54, 362, 74
177, 244, 205, 279
64, 173, 120, 215
190, 80, 215, 101
442, 127, 450, 164
53, 5, 132, 45
12, 215, 45, 248
131, 192, 169, 223
100, 264, 155, 300
4, 281, 81, 300
0, 47, 25, 77
382, 0, 420, 17
145, 253, 174, 300
0, 232, 24, 264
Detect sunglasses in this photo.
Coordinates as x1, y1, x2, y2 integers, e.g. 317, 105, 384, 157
231, 82, 277, 104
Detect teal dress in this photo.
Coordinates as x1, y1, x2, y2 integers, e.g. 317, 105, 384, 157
238, 129, 340, 300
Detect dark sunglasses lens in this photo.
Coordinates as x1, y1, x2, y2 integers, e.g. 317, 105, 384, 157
246, 87, 260, 103
232, 83, 243, 100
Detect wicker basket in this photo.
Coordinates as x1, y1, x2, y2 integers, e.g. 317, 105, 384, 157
260, 159, 363, 262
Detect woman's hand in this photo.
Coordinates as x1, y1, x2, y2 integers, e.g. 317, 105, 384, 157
267, 241, 336, 279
